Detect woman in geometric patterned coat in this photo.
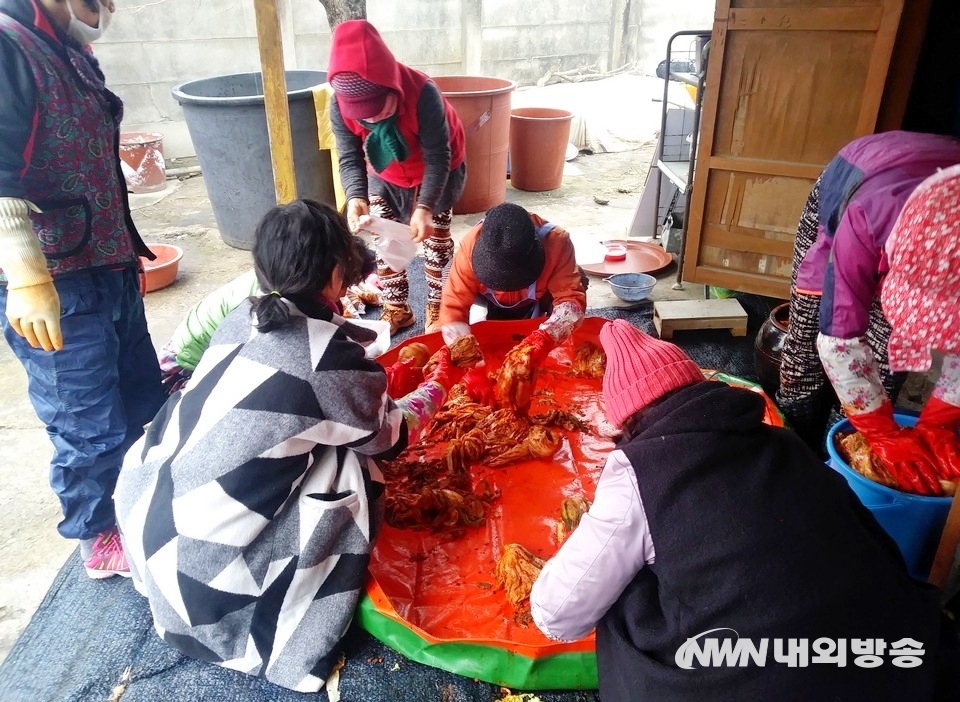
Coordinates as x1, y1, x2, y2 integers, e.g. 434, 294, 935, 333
115, 200, 461, 692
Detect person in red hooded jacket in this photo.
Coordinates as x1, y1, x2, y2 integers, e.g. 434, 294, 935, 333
328, 20, 466, 335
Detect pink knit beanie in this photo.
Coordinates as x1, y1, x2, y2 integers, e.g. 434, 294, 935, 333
599, 320, 704, 427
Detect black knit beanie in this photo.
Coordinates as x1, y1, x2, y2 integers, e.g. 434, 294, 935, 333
471, 203, 546, 291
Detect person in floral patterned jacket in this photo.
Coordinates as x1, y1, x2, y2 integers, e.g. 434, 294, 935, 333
820, 164, 960, 499
0, 0, 164, 578
777, 131, 960, 452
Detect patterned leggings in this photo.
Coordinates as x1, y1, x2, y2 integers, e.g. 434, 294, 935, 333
369, 195, 453, 308
776, 176, 904, 452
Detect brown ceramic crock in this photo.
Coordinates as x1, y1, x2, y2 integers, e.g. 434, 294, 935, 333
754, 302, 790, 398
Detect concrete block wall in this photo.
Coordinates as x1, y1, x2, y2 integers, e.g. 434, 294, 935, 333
367, 1, 463, 76
634, 0, 715, 74
96, 0, 268, 160
479, 0, 619, 84
97, 0, 712, 159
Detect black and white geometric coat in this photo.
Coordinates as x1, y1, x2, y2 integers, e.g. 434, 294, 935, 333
115, 299, 407, 692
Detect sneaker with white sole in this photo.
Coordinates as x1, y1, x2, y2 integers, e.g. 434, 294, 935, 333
83, 526, 132, 580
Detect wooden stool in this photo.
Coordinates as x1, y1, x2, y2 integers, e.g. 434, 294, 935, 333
653, 299, 748, 339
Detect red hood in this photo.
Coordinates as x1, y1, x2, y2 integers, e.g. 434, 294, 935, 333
328, 20, 402, 96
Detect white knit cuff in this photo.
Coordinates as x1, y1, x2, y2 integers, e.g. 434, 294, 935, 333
0, 197, 50, 288
442, 321, 471, 346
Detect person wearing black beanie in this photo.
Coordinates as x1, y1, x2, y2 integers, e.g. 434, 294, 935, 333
469, 202, 546, 292
438, 202, 587, 408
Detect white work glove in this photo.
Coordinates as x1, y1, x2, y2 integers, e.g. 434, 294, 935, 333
0, 197, 62, 351
6, 282, 62, 351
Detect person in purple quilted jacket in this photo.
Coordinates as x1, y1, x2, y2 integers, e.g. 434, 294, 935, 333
0, 0, 164, 578
777, 131, 960, 452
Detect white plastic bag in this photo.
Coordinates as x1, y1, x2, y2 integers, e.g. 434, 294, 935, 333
359, 215, 418, 272
349, 319, 391, 358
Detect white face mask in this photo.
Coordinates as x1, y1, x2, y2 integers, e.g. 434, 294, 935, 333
67, 2, 112, 45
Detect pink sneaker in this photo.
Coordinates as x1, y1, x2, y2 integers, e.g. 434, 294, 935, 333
83, 527, 132, 580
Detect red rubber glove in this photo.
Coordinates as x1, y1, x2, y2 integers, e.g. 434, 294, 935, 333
462, 363, 495, 405
847, 402, 942, 495
385, 357, 424, 398
916, 396, 960, 480
494, 329, 555, 412
423, 346, 465, 392
519, 328, 555, 364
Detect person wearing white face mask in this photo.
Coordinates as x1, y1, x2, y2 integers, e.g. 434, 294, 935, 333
0, 0, 165, 579
66, 0, 112, 44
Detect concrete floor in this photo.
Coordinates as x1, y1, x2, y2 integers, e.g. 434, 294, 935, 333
0, 144, 711, 661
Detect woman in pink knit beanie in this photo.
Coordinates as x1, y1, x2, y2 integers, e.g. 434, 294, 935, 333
530, 319, 945, 702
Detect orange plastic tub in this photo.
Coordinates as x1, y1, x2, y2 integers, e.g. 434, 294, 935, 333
140, 244, 183, 293
361, 318, 783, 689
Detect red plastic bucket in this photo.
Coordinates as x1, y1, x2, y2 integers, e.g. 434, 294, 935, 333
509, 107, 573, 192
432, 76, 515, 214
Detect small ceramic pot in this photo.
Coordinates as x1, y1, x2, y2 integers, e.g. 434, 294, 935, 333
754, 302, 790, 398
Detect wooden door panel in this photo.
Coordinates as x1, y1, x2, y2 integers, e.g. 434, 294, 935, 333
711, 31, 878, 162
731, 0, 883, 9
682, 0, 904, 299
728, 7, 882, 29
695, 170, 813, 291
709, 173, 813, 238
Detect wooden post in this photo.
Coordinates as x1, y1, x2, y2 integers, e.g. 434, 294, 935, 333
253, 0, 297, 205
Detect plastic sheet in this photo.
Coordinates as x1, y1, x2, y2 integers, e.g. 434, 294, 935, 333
364, 318, 784, 690
361, 215, 419, 272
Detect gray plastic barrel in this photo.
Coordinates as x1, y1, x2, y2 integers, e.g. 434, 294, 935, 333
172, 71, 336, 250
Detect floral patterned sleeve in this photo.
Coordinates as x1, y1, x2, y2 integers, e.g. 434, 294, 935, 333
540, 301, 584, 345
816, 333, 887, 414
934, 354, 960, 407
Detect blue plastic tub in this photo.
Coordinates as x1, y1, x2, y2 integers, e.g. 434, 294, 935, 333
826, 414, 951, 580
